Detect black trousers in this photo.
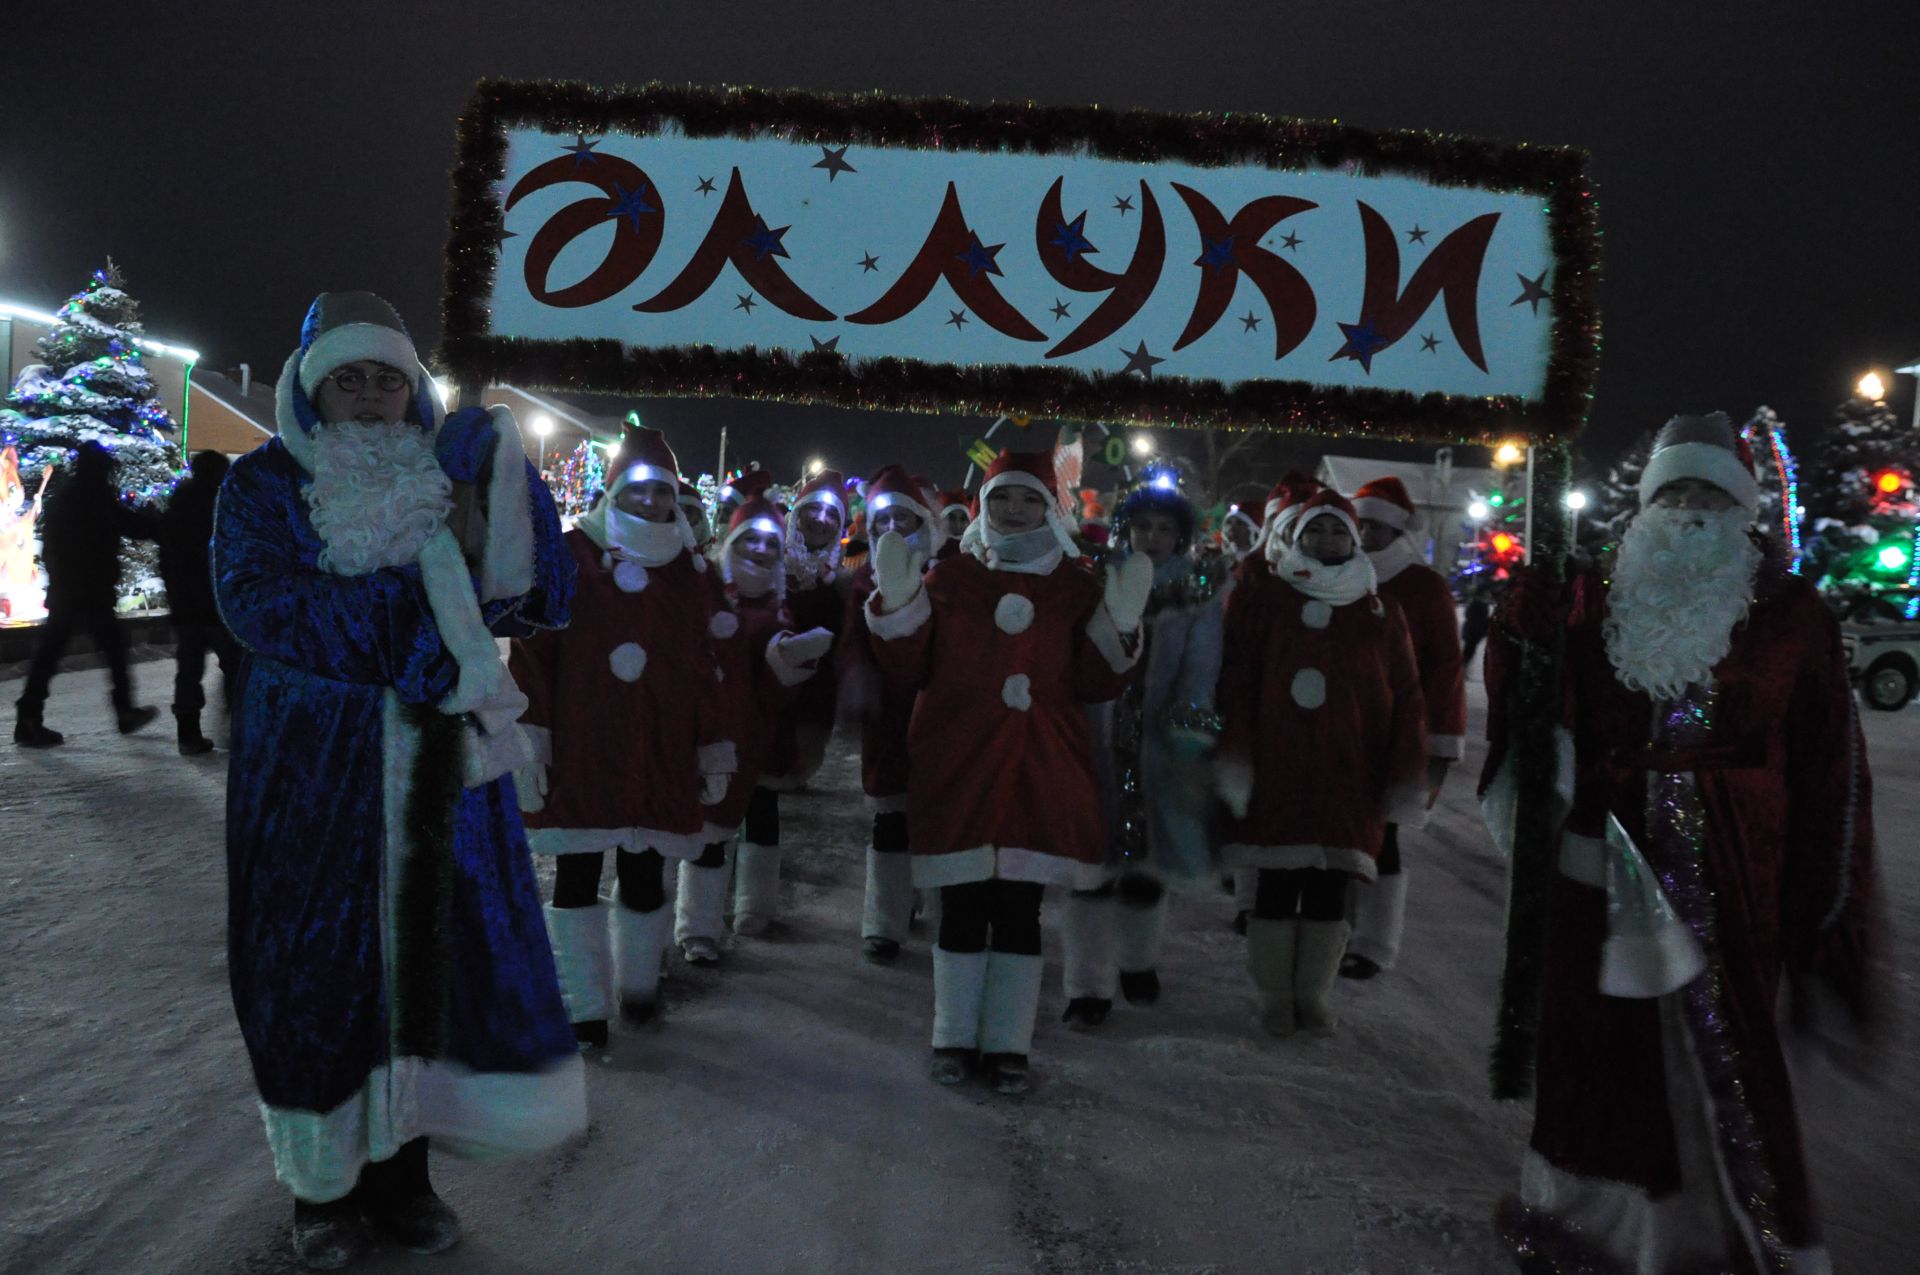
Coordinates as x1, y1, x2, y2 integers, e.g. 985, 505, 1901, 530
938, 879, 1045, 955
20, 600, 129, 713
172, 623, 240, 714
744, 785, 779, 845
1252, 867, 1347, 922
871, 810, 909, 854
1377, 824, 1403, 877
552, 843, 730, 910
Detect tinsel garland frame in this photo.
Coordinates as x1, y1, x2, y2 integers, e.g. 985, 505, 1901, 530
440, 79, 1600, 445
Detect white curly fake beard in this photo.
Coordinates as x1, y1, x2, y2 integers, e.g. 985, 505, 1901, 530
1602, 504, 1761, 701
303, 420, 453, 575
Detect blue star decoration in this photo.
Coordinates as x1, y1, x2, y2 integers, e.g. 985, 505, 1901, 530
1332, 318, 1389, 373
1198, 235, 1238, 275
1119, 340, 1165, 377
955, 232, 1005, 279
1050, 299, 1071, 321
810, 335, 841, 354
946, 309, 970, 330
1049, 213, 1097, 263
858, 252, 880, 272
742, 216, 791, 262
563, 133, 601, 166
1240, 311, 1261, 333
1406, 225, 1429, 244
607, 182, 657, 232
1512, 270, 1552, 314
1112, 194, 1134, 216
1280, 230, 1303, 252
1420, 332, 1443, 352
814, 145, 856, 181
735, 293, 757, 314
695, 176, 717, 195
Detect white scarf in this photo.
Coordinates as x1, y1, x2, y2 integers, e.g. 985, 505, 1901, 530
1270, 541, 1378, 606
959, 518, 1066, 575
1366, 533, 1424, 584
727, 555, 782, 598
602, 507, 689, 567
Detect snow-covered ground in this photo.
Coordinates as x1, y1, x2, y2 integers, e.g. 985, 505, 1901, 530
2, 660, 1914, 1274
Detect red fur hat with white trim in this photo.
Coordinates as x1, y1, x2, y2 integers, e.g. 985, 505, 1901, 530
1352, 476, 1417, 533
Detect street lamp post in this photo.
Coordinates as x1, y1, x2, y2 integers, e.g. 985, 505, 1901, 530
1565, 488, 1587, 544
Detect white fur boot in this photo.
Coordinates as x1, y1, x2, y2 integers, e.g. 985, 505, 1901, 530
676, 845, 733, 961
611, 903, 673, 1023
931, 946, 989, 1050
1346, 871, 1408, 972
862, 848, 915, 949
979, 951, 1046, 1092
543, 902, 612, 1027
1060, 890, 1118, 1002
1295, 920, 1351, 1036
731, 842, 782, 935
1246, 917, 1297, 1037
1116, 890, 1169, 976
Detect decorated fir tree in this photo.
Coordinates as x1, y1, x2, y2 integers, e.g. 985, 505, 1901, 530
1581, 430, 1653, 549
0, 262, 182, 602
1799, 384, 1917, 617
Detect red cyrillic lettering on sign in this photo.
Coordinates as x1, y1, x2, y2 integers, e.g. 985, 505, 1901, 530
505, 155, 665, 308
1167, 187, 1318, 359
632, 170, 835, 321
844, 184, 1045, 341
1340, 204, 1500, 373
1035, 179, 1166, 359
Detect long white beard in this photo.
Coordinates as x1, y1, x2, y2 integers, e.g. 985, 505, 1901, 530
1603, 505, 1761, 700
303, 421, 452, 575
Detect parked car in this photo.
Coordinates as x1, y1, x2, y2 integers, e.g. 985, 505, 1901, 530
1843, 622, 1920, 710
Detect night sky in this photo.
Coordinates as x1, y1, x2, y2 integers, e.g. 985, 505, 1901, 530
3, 0, 1916, 488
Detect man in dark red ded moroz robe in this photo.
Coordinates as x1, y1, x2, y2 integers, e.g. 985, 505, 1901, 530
1482, 413, 1881, 1275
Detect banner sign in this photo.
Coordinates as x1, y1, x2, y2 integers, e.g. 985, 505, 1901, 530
443, 82, 1598, 442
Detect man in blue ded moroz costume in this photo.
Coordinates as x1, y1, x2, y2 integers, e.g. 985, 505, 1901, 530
214, 292, 585, 1269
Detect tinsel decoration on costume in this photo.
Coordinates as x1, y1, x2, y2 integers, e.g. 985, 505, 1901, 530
440, 80, 1600, 446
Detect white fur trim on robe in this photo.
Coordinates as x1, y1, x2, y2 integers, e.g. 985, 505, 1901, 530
1221, 841, 1379, 882
910, 844, 1108, 891
865, 581, 931, 639
1428, 732, 1465, 761
527, 825, 708, 861
260, 1055, 585, 1204
698, 740, 738, 775
765, 633, 819, 687
478, 404, 535, 603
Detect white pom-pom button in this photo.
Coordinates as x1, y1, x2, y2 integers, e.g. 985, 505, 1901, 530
994, 594, 1035, 634
609, 643, 648, 682
709, 611, 740, 640
694, 556, 709, 574
1301, 599, 1332, 629
613, 561, 649, 593
1001, 673, 1033, 711
1289, 667, 1326, 709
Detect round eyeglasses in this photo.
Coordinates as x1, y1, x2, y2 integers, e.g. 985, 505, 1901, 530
327, 367, 410, 394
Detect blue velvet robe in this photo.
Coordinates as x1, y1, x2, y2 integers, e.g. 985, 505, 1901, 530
214, 434, 582, 1201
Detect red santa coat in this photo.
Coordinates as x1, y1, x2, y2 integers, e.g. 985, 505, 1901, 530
703, 584, 810, 835
511, 530, 733, 860
1481, 562, 1878, 1272
760, 573, 848, 788
1217, 574, 1428, 880
1373, 548, 1467, 760
839, 563, 915, 809
865, 552, 1138, 888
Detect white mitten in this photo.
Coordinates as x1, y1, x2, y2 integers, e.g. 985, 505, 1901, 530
1215, 756, 1255, 820
872, 531, 928, 614
773, 626, 834, 667
1103, 551, 1154, 633
700, 771, 731, 806
514, 762, 549, 813
461, 673, 534, 788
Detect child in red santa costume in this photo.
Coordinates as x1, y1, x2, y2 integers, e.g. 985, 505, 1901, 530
735, 468, 850, 935
510, 425, 735, 1049
933, 487, 973, 555
1215, 490, 1427, 1036
1340, 475, 1465, 981
674, 494, 834, 963
865, 450, 1151, 1093
838, 465, 947, 963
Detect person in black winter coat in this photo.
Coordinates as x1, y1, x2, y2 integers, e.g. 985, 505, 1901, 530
14, 441, 161, 747
159, 450, 239, 754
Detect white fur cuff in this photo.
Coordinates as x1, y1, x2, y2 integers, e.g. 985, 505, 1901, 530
1428, 733, 1465, 761
765, 634, 817, 687
865, 582, 931, 639
698, 740, 738, 776
478, 405, 535, 603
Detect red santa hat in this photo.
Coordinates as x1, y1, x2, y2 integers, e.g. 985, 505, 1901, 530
1261, 471, 1325, 537
1638, 412, 1761, 512
974, 450, 1081, 555
1352, 476, 1417, 533
1292, 489, 1364, 543
719, 468, 775, 506
1224, 502, 1263, 532
791, 468, 848, 522
605, 425, 680, 494
719, 494, 788, 558
935, 486, 973, 515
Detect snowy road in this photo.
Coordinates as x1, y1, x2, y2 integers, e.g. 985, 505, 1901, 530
2, 661, 1914, 1274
